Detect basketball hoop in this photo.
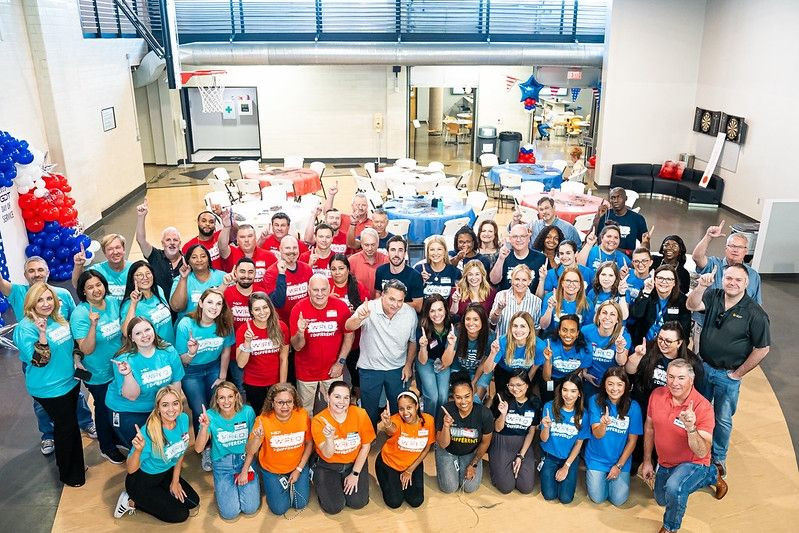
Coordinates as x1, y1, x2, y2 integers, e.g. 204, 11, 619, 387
181, 70, 227, 113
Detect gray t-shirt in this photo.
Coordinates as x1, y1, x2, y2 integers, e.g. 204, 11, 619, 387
357, 300, 417, 371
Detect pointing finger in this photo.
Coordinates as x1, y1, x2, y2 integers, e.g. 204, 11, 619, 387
718, 219, 725, 229
688, 401, 694, 411
202, 404, 207, 414
134, 424, 142, 435
440, 406, 452, 418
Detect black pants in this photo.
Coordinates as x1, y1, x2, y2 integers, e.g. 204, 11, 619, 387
125, 467, 199, 523
314, 458, 369, 514
345, 348, 361, 389
244, 383, 271, 415
35, 384, 85, 486
375, 452, 424, 508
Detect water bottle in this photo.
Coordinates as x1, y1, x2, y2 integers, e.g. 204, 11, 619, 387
437, 200, 444, 215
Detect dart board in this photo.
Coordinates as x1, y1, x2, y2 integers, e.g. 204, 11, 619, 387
720, 113, 747, 144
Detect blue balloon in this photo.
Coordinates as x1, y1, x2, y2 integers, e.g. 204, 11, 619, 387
85, 250, 94, 260
44, 221, 59, 233
81, 235, 92, 247
0, 299, 9, 313
14, 150, 33, 165
45, 233, 61, 248
42, 248, 56, 262
25, 244, 42, 257
519, 74, 545, 103
56, 246, 72, 259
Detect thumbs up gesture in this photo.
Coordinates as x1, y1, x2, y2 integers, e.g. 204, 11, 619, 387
418, 327, 429, 348
447, 325, 457, 346
297, 312, 308, 333
600, 405, 612, 427
73, 243, 87, 267
698, 265, 717, 288
132, 424, 145, 451
198, 404, 210, 429
543, 339, 553, 361
679, 401, 697, 430
187, 330, 199, 356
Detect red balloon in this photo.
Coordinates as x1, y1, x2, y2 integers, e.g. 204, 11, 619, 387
25, 218, 44, 232
61, 184, 72, 192
18, 194, 34, 210
42, 207, 59, 222
524, 98, 534, 104
588, 155, 597, 168
65, 197, 75, 206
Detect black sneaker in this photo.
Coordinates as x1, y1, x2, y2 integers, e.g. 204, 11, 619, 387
101, 448, 127, 465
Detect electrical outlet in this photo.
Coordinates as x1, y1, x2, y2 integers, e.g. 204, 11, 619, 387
373, 113, 384, 133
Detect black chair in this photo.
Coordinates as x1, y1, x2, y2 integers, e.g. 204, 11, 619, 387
610, 163, 655, 194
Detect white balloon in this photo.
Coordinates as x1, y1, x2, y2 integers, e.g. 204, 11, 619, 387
17, 185, 31, 194
33, 188, 47, 198
16, 175, 34, 188
34, 178, 45, 188
29, 149, 45, 167
88, 240, 101, 253
83, 255, 94, 267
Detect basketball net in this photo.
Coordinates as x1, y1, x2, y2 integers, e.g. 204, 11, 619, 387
182, 70, 227, 113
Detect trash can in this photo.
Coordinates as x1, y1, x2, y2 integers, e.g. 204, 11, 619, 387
731, 223, 759, 258
679, 152, 696, 170
498, 131, 523, 163
475, 126, 498, 162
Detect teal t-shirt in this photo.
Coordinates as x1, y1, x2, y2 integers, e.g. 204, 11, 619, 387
13, 317, 75, 398
175, 317, 235, 367
69, 299, 122, 385
139, 412, 190, 474
170, 270, 225, 321
105, 346, 185, 413
207, 405, 256, 461
120, 287, 175, 344
9, 284, 75, 320
90, 261, 132, 303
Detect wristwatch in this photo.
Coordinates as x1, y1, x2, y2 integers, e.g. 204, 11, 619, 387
351, 470, 360, 477
338, 357, 347, 365
471, 463, 479, 469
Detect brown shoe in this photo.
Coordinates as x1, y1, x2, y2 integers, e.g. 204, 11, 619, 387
659, 527, 672, 533
713, 462, 728, 500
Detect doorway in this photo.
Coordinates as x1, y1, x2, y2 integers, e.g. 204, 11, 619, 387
184, 86, 261, 162
409, 86, 475, 167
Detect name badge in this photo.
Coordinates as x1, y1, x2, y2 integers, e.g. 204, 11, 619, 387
673, 417, 686, 429
667, 307, 679, 315
429, 340, 439, 349
326, 310, 338, 318
546, 380, 554, 392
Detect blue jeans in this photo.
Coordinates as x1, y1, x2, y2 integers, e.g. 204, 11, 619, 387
540, 452, 580, 503
699, 362, 740, 463
182, 360, 221, 435
358, 367, 406, 425
585, 468, 631, 506
109, 409, 149, 449
23, 362, 93, 440
415, 359, 451, 416
259, 465, 311, 515
227, 359, 245, 396
654, 462, 718, 531
212, 453, 260, 520
86, 381, 123, 454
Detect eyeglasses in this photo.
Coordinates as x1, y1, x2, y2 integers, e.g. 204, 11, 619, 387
562, 279, 581, 286
656, 336, 679, 346
274, 400, 294, 407
662, 242, 680, 249
726, 244, 747, 251
714, 311, 727, 328
134, 272, 153, 279
655, 276, 675, 282
631, 259, 650, 265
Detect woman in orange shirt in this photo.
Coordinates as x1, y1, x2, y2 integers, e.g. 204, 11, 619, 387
376, 390, 435, 508
311, 381, 375, 514
243, 383, 312, 515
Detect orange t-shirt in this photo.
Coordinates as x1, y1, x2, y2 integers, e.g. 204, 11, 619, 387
254, 408, 311, 474
311, 406, 376, 464
380, 413, 435, 472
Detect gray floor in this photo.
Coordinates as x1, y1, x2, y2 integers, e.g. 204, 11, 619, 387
0, 187, 796, 532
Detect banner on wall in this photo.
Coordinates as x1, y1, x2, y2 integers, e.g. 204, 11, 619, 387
0, 186, 28, 283
700, 132, 726, 188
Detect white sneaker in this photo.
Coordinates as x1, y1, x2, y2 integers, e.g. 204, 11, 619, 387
113, 491, 135, 518
201, 448, 212, 472
40, 439, 55, 456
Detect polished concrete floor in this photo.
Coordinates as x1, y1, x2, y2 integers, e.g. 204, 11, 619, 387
1, 149, 797, 531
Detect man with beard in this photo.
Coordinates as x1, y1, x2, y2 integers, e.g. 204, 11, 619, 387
300, 223, 335, 279
347, 208, 395, 254
223, 257, 261, 393
374, 236, 423, 313
1, 257, 97, 455
593, 187, 651, 254
303, 208, 348, 255
259, 212, 309, 256
134, 198, 183, 298
349, 228, 388, 299
322, 183, 373, 240
72, 234, 132, 303
262, 235, 313, 324
218, 220, 276, 284
182, 208, 228, 270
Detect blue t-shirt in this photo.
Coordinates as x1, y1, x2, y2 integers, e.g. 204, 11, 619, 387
13, 317, 75, 398
175, 317, 235, 367
597, 210, 648, 252
414, 263, 462, 299
70, 300, 122, 385
90, 261, 132, 303
106, 346, 185, 413
374, 264, 424, 302
448, 251, 492, 272
544, 264, 593, 293
170, 269, 226, 321
542, 291, 595, 332
581, 324, 631, 382
496, 249, 547, 292
139, 412, 190, 474
539, 401, 590, 459
492, 334, 535, 372
625, 273, 648, 303
8, 284, 76, 321
584, 246, 630, 279
120, 287, 175, 344
534, 337, 592, 379
584, 397, 643, 472
207, 405, 256, 461
587, 289, 626, 316
452, 331, 496, 378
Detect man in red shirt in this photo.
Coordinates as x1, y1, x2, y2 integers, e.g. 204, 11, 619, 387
182, 209, 229, 270
262, 235, 313, 324
220, 257, 260, 392
289, 274, 354, 414
642, 359, 727, 533
299, 223, 335, 279
321, 183, 372, 239
259, 212, 309, 257
348, 228, 389, 299
218, 221, 276, 283
302, 207, 349, 255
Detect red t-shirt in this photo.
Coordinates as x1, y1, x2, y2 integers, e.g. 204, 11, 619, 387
289, 297, 352, 382
261, 234, 309, 256
299, 250, 333, 279
182, 230, 223, 270
339, 214, 372, 239
330, 231, 349, 255
222, 245, 277, 283
648, 386, 715, 467
348, 251, 389, 299
236, 320, 289, 386
262, 261, 313, 324
224, 284, 263, 331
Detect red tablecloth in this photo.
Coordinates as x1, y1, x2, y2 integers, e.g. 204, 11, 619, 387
520, 191, 604, 224
245, 168, 321, 196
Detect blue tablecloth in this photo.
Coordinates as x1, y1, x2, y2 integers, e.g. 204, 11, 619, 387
384, 197, 476, 244
488, 163, 564, 190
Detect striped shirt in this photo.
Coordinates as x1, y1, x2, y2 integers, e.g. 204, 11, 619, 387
490, 289, 542, 334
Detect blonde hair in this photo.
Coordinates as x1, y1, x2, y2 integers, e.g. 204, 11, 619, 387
569, 146, 583, 159
146, 386, 184, 460
592, 300, 624, 348
504, 311, 536, 367
509, 264, 533, 292
210, 381, 244, 413
100, 233, 126, 251
555, 266, 590, 316
424, 236, 448, 265
23, 282, 67, 325
455, 260, 491, 303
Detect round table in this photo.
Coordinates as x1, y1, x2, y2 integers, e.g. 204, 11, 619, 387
383, 197, 475, 244
380, 166, 448, 194
245, 168, 322, 196
231, 200, 314, 239
520, 190, 604, 224
488, 163, 563, 191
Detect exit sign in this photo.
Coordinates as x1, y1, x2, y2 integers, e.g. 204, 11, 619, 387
567, 70, 582, 80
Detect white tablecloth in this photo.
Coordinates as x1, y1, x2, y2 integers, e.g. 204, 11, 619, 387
380, 166, 448, 193
231, 201, 314, 239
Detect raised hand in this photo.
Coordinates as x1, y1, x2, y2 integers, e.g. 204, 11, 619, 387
244, 321, 255, 344
179, 257, 190, 278
643, 270, 655, 294
136, 198, 148, 217
380, 403, 391, 427
679, 400, 697, 430
223, 272, 236, 286
634, 338, 647, 357
540, 408, 552, 429
698, 265, 717, 288
642, 225, 655, 246
308, 249, 318, 266
418, 327, 428, 349
489, 338, 500, 357
620, 264, 629, 279
187, 330, 199, 356
321, 417, 336, 439
130, 279, 142, 303
441, 406, 454, 429
329, 180, 339, 197
356, 299, 371, 320
600, 405, 612, 426
618, 273, 629, 295
277, 259, 287, 275
73, 243, 87, 267
543, 339, 553, 361
451, 287, 461, 305
539, 262, 548, 281
496, 291, 508, 311
33, 316, 47, 334
706, 219, 726, 239
585, 230, 597, 246
296, 312, 308, 333
198, 404, 210, 429
498, 239, 511, 259
497, 393, 509, 416
132, 424, 145, 451
420, 264, 431, 283
88, 303, 100, 325
615, 334, 627, 353
597, 201, 609, 217
112, 358, 132, 376
447, 325, 457, 346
